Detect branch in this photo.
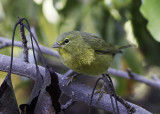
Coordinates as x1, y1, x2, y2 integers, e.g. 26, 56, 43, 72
0, 36, 160, 90
0, 54, 151, 113
1, 36, 160, 90
19, 17, 29, 63
108, 69, 160, 89
0, 36, 59, 58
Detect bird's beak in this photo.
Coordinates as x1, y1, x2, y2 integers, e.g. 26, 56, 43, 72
52, 43, 61, 48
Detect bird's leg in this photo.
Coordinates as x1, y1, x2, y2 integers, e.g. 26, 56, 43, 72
63, 70, 81, 85
66, 73, 81, 85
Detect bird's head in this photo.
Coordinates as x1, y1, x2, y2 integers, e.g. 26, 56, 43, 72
52, 31, 85, 55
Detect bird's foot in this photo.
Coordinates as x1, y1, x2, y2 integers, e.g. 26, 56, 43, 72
66, 74, 78, 85
63, 70, 81, 85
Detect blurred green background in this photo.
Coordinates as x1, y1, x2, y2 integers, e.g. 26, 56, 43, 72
0, 0, 160, 113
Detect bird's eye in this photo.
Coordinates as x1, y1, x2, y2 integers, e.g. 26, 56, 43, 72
64, 38, 69, 43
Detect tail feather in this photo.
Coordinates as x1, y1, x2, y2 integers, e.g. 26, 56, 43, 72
119, 44, 136, 49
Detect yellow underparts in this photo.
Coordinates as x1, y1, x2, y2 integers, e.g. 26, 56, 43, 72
58, 48, 113, 76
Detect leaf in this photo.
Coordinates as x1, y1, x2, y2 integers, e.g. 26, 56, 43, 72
19, 95, 39, 114
18, 19, 61, 113
46, 67, 61, 112
34, 67, 61, 114
140, 0, 160, 42
19, 71, 43, 114
53, 0, 67, 10
0, 74, 19, 114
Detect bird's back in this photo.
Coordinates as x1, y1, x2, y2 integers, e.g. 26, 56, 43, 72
79, 31, 120, 53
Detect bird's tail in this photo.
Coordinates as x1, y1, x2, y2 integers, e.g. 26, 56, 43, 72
119, 44, 136, 49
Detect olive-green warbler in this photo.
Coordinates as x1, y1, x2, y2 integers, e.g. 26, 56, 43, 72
52, 31, 134, 75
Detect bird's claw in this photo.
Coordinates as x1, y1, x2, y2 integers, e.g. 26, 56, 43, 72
66, 75, 77, 85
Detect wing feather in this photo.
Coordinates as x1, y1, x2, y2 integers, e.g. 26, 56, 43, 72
80, 32, 121, 54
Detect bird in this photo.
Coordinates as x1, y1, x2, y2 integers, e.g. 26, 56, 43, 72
52, 31, 135, 76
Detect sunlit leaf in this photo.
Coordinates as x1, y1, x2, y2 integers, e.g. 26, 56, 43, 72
140, 0, 160, 42
53, 0, 67, 10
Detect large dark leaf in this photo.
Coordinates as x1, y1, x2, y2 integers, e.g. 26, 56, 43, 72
19, 20, 61, 113
0, 73, 19, 114
34, 67, 61, 114
46, 67, 61, 112
19, 71, 43, 114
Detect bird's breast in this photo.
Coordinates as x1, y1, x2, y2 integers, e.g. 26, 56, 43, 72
58, 48, 114, 75
59, 48, 95, 66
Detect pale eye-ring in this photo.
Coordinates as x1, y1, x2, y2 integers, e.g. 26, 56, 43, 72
64, 38, 69, 43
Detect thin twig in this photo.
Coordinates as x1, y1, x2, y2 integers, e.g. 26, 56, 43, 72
89, 77, 103, 114
102, 74, 116, 114
127, 68, 134, 78
108, 68, 160, 89
0, 36, 59, 58
18, 17, 29, 63
152, 75, 160, 83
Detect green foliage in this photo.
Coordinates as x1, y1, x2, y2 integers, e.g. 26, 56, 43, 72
131, 0, 160, 66
140, 0, 160, 42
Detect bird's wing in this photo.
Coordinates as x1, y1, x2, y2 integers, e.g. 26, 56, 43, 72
82, 33, 121, 54
94, 50, 122, 54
